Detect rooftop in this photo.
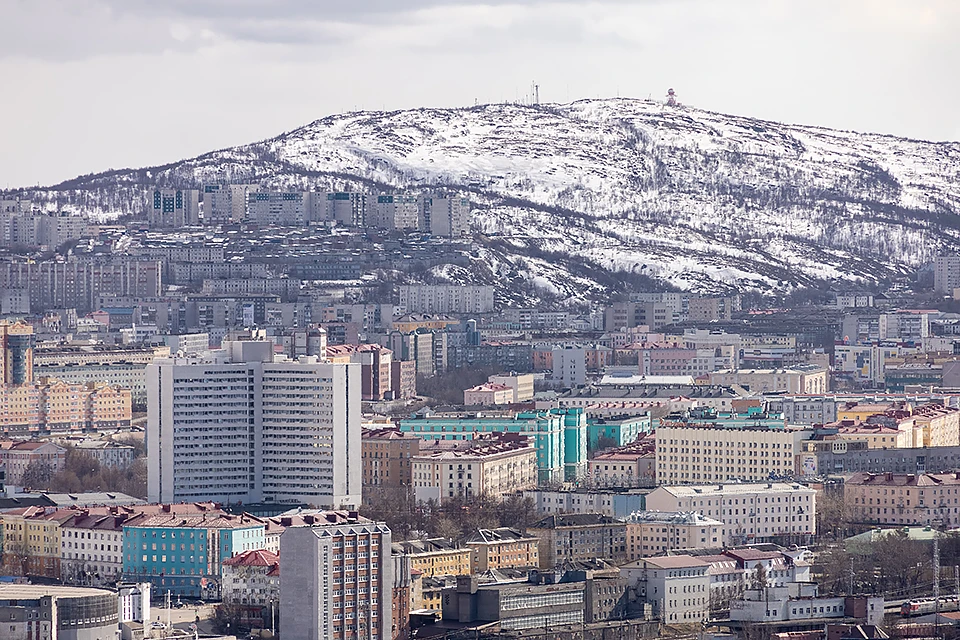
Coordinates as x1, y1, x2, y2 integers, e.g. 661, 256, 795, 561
0, 584, 115, 600
464, 528, 535, 544
623, 511, 724, 526
529, 513, 623, 529
223, 549, 280, 568
656, 483, 814, 497
634, 555, 710, 569
846, 472, 960, 487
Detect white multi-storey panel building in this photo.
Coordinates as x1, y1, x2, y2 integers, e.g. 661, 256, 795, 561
147, 189, 200, 227
398, 285, 495, 314
245, 191, 309, 225
935, 255, 960, 295
313, 192, 366, 226
370, 195, 419, 230
422, 196, 470, 237
202, 184, 256, 224
645, 482, 817, 545
280, 513, 392, 640
146, 340, 361, 508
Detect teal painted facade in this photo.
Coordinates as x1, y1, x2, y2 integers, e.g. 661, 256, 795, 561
400, 408, 588, 484
587, 415, 652, 451
556, 408, 587, 481
122, 524, 265, 598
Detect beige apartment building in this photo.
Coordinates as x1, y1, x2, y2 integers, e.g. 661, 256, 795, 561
623, 511, 724, 560
656, 425, 812, 485
392, 538, 473, 578
896, 404, 960, 448
463, 383, 514, 406
708, 366, 828, 394
588, 447, 656, 488
834, 424, 900, 449
411, 434, 537, 503
646, 482, 817, 545
361, 427, 421, 489
844, 472, 960, 527
488, 374, 535, 402
464, 527, 540, 573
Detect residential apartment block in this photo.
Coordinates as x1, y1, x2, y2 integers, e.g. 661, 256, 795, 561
361, 427, 420, 488
0, 379, 132, 436
0, 441, 66, 485
463, 527, 540, 573
398, 285, 494, 314
222, 549, 280, 609
708, 366, 828, 394
526, 514, 628, 569
656, 424, 812, 485
0, 259, 162, 313
411, 434, 537, 503
147, 189, 200, 227
392, 538, 472, 578
400, 408, 587, 484
935, 255, 960, 295
147, 340, 361, 508
645, 483, 817, 545
279, 512, 392, 640
122, 512, 265, 598
621, 555, 710, 624
623, 511, 724, 559
844, 471, 960, 527
32, 343, 169, 407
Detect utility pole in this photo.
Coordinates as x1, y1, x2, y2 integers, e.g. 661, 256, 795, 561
848, 556, 854, 594
934, 535, 940, 635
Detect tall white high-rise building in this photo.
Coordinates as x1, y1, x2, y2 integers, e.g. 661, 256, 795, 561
935, 255, 960, 295
146, 340, 361, 508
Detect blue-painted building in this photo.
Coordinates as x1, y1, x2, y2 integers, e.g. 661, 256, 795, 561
400, 408, 588, 483
122, 513, 265, 599
586, 414, 652, 451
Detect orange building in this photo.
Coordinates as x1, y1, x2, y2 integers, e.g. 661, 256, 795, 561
532, 347, 553, 372
0, 378, 132, 435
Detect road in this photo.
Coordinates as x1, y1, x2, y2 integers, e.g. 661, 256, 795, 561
146, 603, 220, 638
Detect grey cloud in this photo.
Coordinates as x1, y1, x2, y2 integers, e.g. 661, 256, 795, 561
0, 0, 656, 59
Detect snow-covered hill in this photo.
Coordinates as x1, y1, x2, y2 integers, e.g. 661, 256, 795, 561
18, 98, 960, 299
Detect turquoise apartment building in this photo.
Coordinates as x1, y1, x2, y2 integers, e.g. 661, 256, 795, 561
400, 408, 587, 483
121, 513, 265, 599
587, 414, 652, 451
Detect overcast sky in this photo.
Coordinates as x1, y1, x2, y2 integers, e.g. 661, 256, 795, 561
1, 0, 958, 189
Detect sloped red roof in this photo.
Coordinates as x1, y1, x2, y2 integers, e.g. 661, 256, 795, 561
223, 549, 279, 568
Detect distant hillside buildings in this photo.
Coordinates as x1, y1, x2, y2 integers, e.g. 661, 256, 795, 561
150, 186, 472, 237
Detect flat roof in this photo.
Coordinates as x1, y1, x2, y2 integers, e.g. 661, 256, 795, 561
0, 584, 114, 599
